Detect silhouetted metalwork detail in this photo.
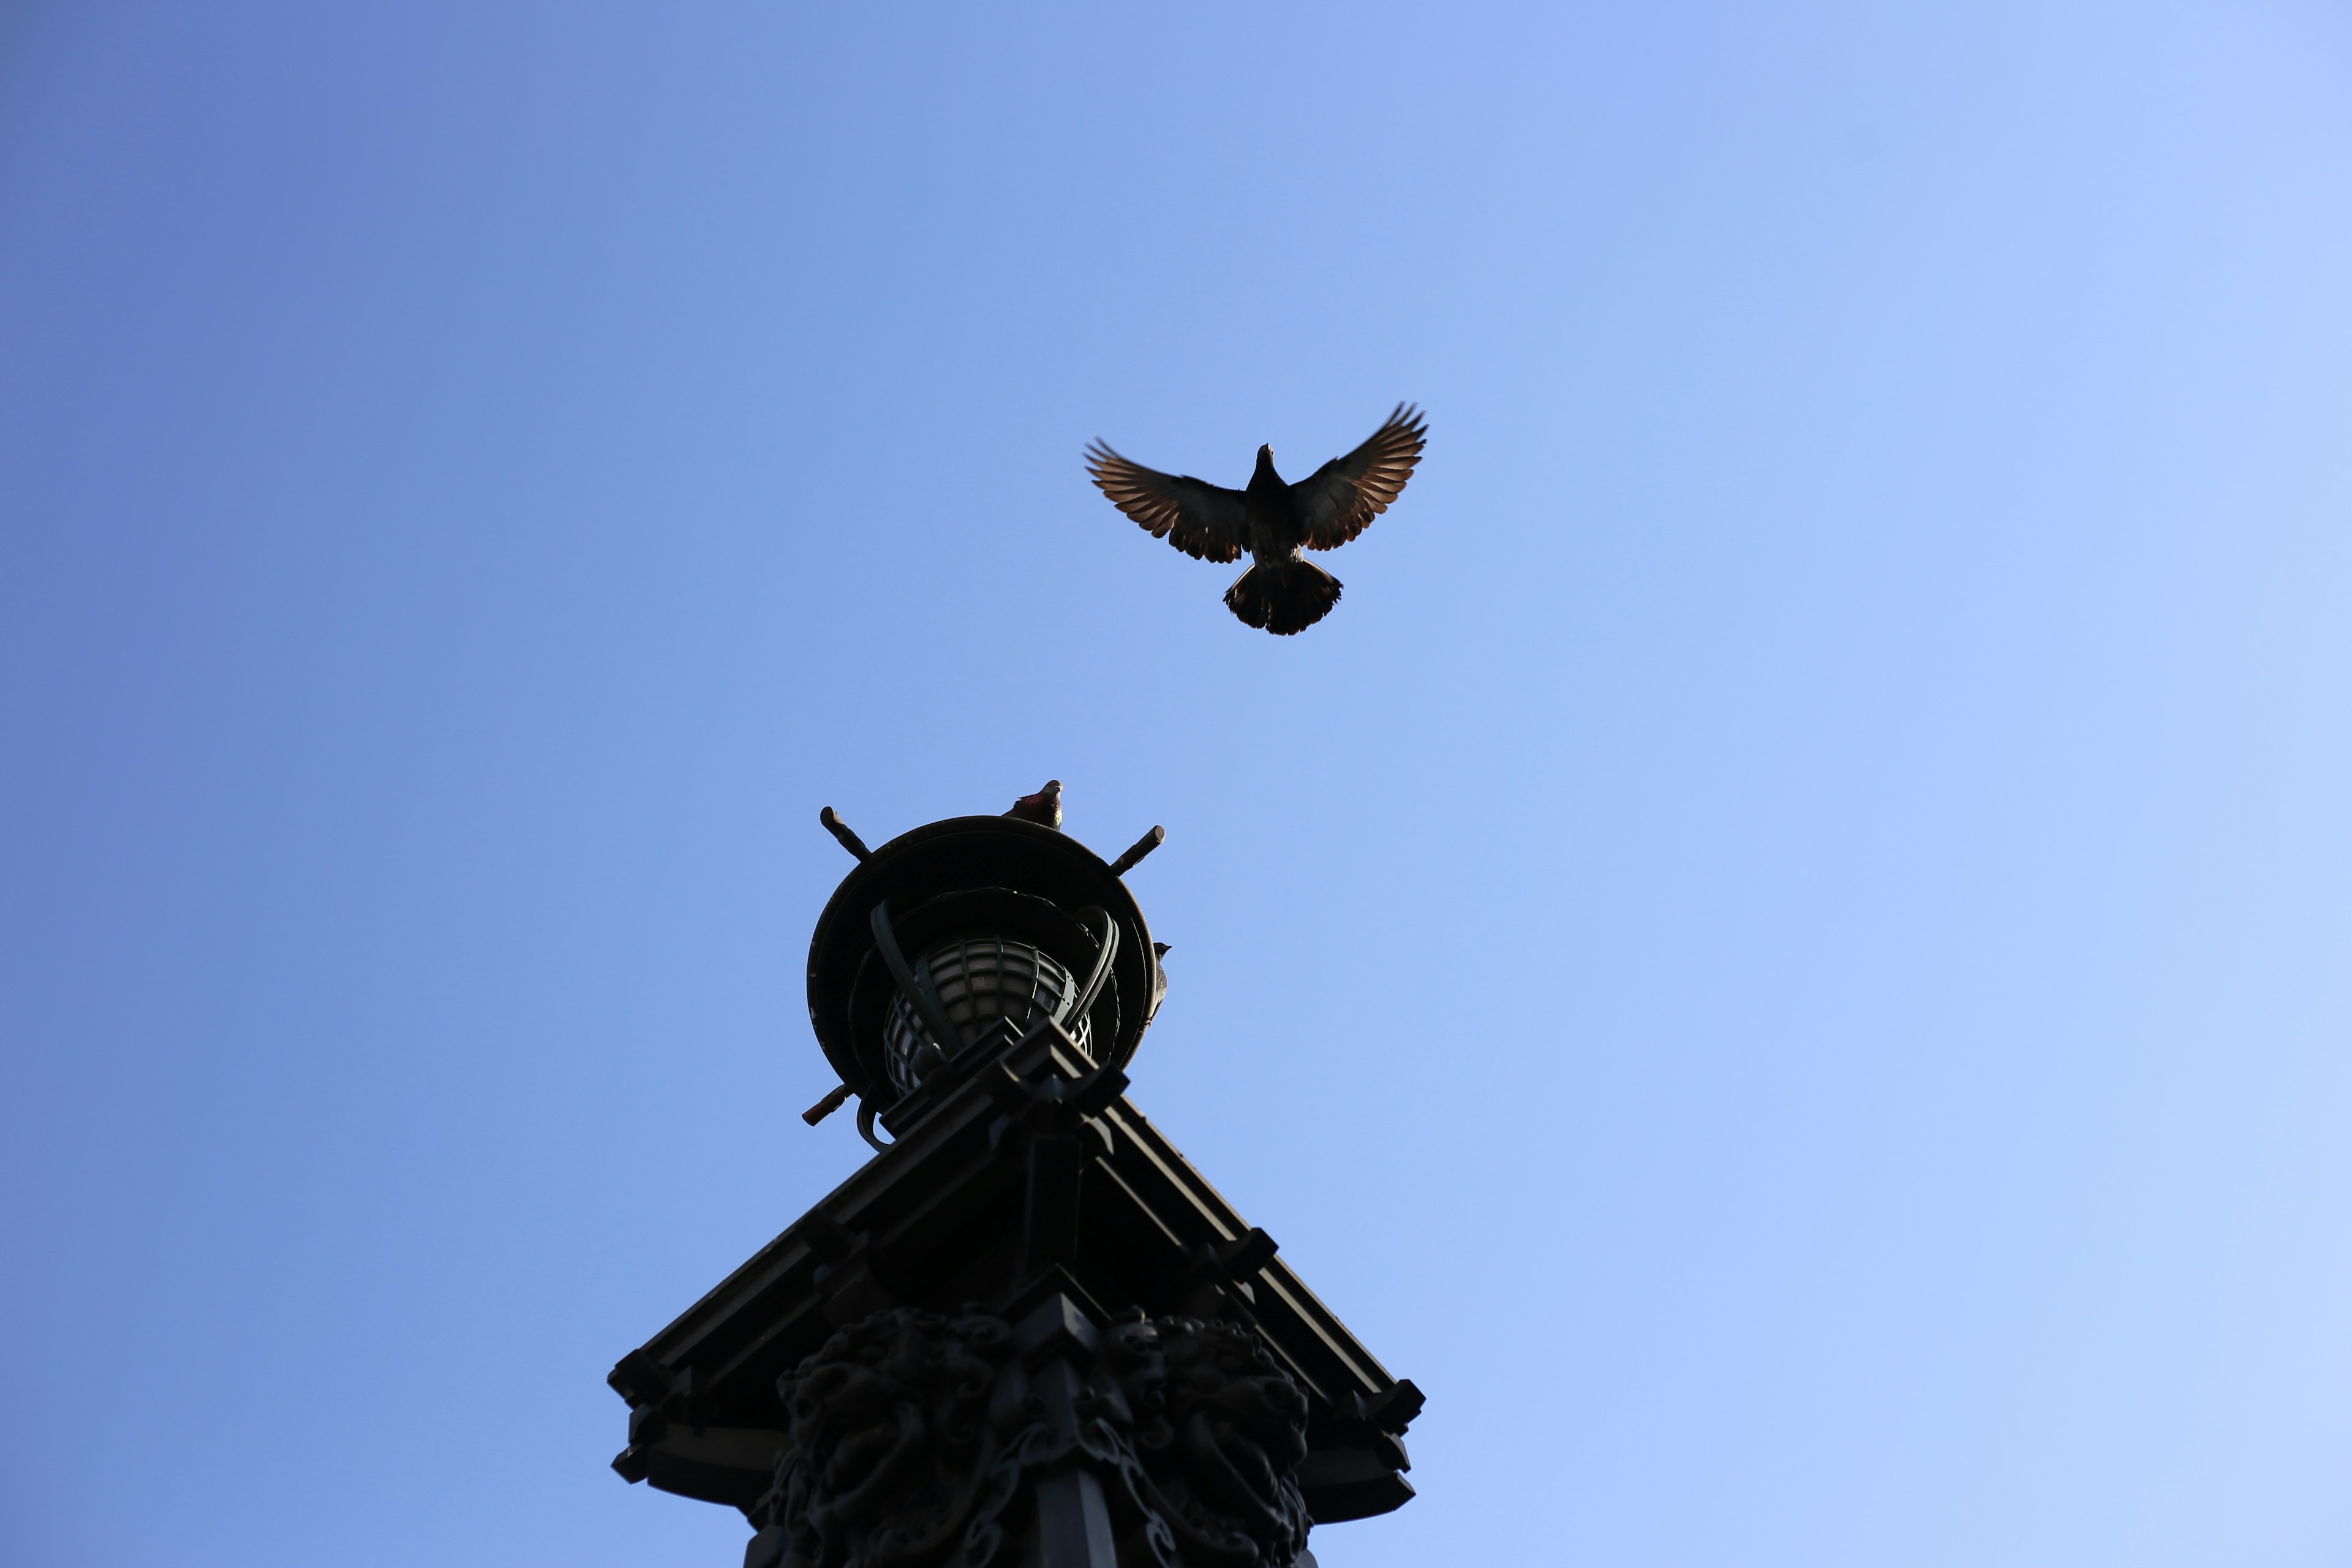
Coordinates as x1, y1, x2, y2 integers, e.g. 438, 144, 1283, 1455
807, 818, 1158, 1113
1085, 406, 1427, 635
1107, 827, 1165, 878
801, 1083, 853, 1126
612, 799, 1417, 1566
821, 807, 873, 862
741, 1300, 1312, 1568
882, 932, 1097, 1096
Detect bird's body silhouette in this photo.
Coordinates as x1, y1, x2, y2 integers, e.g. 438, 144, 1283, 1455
1005, 780, 1063, 829
1085, 405, 1428, 635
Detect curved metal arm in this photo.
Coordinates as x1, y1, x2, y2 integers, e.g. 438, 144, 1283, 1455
869, 900, 963, 1058
1064, 907, 1120, 1033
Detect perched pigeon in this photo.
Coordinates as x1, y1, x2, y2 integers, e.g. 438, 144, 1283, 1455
1005, 780, 1063, 829
1085, 405, 1428, 635
1148, 941, 1171, 1023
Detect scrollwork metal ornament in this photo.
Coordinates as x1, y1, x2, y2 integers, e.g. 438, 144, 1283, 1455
743, 1305, 1313, 1568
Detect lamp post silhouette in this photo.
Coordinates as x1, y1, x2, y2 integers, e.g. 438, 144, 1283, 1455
609, 807, 1420, 1568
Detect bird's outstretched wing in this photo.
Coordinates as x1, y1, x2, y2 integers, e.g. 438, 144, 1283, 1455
1291, 404, 1428, 551
1085, 441, 1250, 564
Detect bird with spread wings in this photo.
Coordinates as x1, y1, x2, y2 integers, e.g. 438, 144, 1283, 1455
1085, 404, 1428, 635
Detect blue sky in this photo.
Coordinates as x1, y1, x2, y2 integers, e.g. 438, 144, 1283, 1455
3, 2, 2350, 1564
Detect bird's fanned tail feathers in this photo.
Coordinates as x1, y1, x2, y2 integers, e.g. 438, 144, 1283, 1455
1224, 560, 1343, 636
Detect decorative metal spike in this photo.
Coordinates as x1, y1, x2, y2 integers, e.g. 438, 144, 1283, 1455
1108, 824, 1165, 876
819, 806, 870, 861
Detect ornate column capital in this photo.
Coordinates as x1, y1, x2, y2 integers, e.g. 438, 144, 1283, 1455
744, 1295, 1315, 1568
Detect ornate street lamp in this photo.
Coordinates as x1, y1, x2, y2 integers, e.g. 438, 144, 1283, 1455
609, 806, 1422, 1568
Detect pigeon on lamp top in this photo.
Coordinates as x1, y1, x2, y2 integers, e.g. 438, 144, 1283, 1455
1085, 404, 1427, 635
1004, 780, 1063, 829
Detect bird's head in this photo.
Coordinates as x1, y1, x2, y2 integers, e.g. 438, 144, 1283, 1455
1253, 444, 1277, 479
1041, 779, 1061, 797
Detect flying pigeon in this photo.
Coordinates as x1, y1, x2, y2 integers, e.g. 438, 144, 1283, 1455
1085, 404, 1428, 635
1005, 780, 1063, 829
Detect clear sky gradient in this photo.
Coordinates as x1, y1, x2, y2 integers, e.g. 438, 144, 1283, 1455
4, 3, 2350, 1564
